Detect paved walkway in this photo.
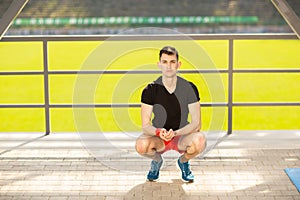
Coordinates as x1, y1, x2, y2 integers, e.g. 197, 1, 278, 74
0, 131, 299, 200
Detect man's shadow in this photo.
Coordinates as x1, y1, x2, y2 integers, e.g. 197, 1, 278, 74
124, 179, 189, 200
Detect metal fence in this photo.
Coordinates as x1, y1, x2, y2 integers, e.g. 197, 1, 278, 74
0, 34, 299, 135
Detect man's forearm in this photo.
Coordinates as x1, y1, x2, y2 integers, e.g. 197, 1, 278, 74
175, 122, 200, 136
142, 124, 157, 136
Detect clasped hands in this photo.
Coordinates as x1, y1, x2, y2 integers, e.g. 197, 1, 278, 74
158, 128, 177, 142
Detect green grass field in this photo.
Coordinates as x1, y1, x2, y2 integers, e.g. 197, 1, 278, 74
0, 39, 299, 132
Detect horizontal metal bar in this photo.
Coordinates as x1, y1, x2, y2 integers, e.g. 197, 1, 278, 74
54, 104, 140, 108
0, 69, 228, 75
0, 71, 44, 75
2, 69, 300, 76
0, 103, 228, 108
233, 69, 300, 73
52, 103, 227, 108
0, 104, 45, 108
48, 70, 228, 75
0, 33, 297, 42
233, 102, 300, 106
1, 102, 300, 109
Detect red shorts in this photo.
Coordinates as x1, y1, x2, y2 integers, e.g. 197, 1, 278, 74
158, 135, 185, 154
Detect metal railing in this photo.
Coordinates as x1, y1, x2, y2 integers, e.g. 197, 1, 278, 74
0, 34, 299, 135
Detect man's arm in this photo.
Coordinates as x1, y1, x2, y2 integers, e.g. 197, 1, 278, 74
175, 101, 201, 136
141, 103, 157, 136
141, 103, 172, 141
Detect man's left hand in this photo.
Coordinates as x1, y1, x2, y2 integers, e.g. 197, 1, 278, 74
163, 129, 176, 141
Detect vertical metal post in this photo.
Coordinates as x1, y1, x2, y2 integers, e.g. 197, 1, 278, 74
43, 40, 50, 135
227, 39, 234, 134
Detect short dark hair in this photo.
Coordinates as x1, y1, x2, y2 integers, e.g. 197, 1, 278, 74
159, 46, 179, 61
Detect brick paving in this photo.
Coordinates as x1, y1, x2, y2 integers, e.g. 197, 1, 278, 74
0, 131, 299, 200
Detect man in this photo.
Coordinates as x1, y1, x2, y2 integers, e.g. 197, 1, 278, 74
135, 46, 206, 182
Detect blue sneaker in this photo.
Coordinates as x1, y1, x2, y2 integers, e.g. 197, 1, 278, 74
177, 158, 194, 182
147, 159, 163, 181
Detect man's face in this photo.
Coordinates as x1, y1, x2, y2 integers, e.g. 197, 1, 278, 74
158, 53, 181, 78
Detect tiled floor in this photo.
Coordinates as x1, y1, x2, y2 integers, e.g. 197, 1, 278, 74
0, 131, 299, 199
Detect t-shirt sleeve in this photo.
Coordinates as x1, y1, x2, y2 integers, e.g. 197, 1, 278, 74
141, 84, 154, 105
187, 82, 200, 104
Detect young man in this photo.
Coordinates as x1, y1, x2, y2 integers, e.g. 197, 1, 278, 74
135, 46, 206, 182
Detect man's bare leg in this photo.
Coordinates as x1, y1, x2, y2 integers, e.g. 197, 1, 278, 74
178, 132, 206, 162
135, 134, 166, 181
135, 134, 165, 161
177, 132, 206, 182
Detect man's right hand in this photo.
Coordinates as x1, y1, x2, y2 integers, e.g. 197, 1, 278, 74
160, 129, 176, 141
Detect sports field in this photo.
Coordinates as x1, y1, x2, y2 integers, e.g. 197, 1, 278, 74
0, 38, 299, 132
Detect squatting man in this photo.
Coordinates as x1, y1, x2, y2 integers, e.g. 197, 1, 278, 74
135, 46, 207, 182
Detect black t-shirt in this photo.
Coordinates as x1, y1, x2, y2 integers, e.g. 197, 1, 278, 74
141, 76, 200, 130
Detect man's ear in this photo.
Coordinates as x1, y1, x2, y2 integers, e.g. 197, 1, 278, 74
177, 61, 182, 69
157, 61, 162, 69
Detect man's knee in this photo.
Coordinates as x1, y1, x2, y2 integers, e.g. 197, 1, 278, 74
135, 138, 149, 154
187, 133, 206, 154
198, 133, 206, 146
195, 133, 206, 153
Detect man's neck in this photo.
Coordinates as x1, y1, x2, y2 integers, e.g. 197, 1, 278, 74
162, 76, 177, 93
